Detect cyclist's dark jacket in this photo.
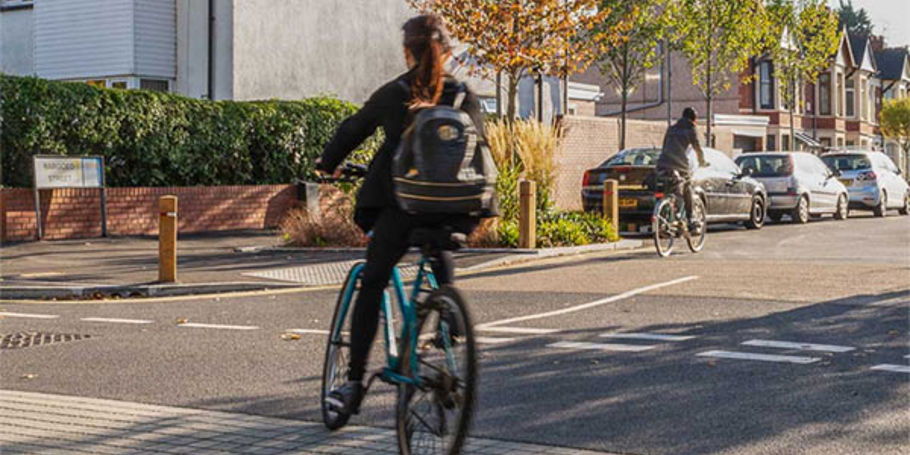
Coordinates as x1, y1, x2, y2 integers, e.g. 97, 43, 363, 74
318, 69, 486, 231
656, 118, 699, 173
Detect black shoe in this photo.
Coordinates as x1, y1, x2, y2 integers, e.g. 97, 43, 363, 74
324, 381, 364, 416
688, 221, 703, 235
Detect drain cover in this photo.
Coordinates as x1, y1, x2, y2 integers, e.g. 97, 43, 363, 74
0, 332, 92, 349
245, 260, 418, 286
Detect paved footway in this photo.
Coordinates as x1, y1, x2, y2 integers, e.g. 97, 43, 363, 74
0, 390, 618, 455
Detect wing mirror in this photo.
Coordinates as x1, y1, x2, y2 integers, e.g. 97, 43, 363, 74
739, 167, 754, 178
831, 169, 842, 178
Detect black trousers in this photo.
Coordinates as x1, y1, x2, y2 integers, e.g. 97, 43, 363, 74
348, 207, 476, 382
657, 168, 694, 217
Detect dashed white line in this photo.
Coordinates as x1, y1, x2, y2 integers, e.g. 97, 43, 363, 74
478, 326, 560, 335
476, 336, 515, 344
477, 275, 699, 329
601, 332, 696, 342
741, 339, 855, 353
870, 364, 910, 374
697, 350, 820, 364
0, 312, 59, 319
177, 323, 259, 330
548, 341, 655, 352
80, 317, 153, 324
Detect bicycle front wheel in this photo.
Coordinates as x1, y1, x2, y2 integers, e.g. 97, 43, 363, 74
396, 285, 477, 455
652, 198, 676, 258
686, 198, 707, 253
321, 262, 363, 430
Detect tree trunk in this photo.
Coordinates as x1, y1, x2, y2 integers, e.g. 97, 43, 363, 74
496, 70, 503, 118
620, 44, 629, 150
536, 71, 544, 123
789, 82, 796, 151
506, 71, 519, 122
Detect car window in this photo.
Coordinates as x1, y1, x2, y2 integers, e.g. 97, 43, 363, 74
806, 155, 830, 176
706, 149, 738, 175
601, 148, 661, 167
875, 153, 898, 173
736, 154, 793, 177
821, 154, 871, 171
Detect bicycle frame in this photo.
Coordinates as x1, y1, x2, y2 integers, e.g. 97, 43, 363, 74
331, 257, 438, 388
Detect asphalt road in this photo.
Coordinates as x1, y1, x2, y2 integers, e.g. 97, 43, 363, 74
2, 212, 908, 455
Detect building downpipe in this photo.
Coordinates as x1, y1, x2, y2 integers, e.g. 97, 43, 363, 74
207, 0, 215, 100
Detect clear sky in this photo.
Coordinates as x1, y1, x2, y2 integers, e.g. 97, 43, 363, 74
828, 0, 910, 47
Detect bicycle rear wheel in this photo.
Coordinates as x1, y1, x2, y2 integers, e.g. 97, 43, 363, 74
686, 198, 707, 253
396, 285, 476, 455
321, 262, 363, 430
652, 198, 676, 258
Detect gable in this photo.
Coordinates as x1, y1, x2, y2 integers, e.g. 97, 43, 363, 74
836, 32, 855, 68
860, 42, 876, 72
905, 58, 910, 81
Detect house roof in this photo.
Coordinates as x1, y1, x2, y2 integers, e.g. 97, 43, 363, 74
876, 47, 909, 81
848, 33, 877, 71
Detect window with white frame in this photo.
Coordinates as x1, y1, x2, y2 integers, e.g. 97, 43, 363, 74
140, 79, 170, 92
867, 79, 875, 121
0, 0, 34, 9
759, 61, 774, 109
845, 78, 855, 117
859, 78, 867, 120
819, 73, 831, 115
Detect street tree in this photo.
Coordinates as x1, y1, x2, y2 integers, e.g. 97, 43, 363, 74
674, 0, 768, 144
766, 0, 840, 148
836, 0, 874, 37
880, 97, 910, 172
409, 0, 627, 121
594, 0, 673, 149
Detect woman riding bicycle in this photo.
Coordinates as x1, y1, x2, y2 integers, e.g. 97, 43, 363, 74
315, 14, 487, 417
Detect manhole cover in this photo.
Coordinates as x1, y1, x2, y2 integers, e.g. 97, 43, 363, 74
0, 332, 92, 350
244, 260, 418, 286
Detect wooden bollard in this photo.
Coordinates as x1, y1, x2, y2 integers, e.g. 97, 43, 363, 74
603, 179, 619, 235
158, 195, 178, 282
518, 180, 536, 249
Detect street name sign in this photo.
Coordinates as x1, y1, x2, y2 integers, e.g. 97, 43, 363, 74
32, 156, 107, 239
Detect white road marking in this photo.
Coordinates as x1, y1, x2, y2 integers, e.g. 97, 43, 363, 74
476, 336, 516, 344
601, 332, 695, 342
904, 354, 910, 359
477, 275, 699, 329
741, 339, 855, 353
478, 326, 560, 335
177, 323, 259, 330
288, 328, 331, 335
80, 317, 153, 324
697, 350, 820, 364
548, 341, 655, 352
0, 312, 59, 319
870, 364, 910, 374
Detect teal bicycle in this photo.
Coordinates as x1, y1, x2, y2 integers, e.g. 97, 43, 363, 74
319, 164, 477, 455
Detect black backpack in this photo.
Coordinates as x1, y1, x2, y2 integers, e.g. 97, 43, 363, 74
392, 82, 498, 217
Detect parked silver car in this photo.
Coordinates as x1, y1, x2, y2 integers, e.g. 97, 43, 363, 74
735, 152, 849, 224
821, 151, 910, 217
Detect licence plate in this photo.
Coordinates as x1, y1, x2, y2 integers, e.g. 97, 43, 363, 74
619, 198, 638, 209
839, 179, 852, 187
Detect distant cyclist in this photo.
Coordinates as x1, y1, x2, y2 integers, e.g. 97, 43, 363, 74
315, 14, 485, 417
656, 107, 708, 232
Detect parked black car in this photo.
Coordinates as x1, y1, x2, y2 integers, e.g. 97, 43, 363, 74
582, 147, 768, 233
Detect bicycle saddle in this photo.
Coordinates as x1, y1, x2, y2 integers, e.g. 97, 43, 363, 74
409, 228, 467, 253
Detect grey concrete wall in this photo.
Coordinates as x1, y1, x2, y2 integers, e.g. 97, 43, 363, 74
176, 0, 232, 100
0, 7, 35, 76
231, 0, 412, 103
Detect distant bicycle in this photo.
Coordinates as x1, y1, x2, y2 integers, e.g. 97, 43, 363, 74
318, 163, 477, 455
651, 170, 706, 257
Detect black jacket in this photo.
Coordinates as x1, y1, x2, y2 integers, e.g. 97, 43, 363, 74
657, 118, 701, 173
318, 71, 486, 219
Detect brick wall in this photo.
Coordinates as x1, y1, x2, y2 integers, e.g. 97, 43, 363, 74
555, 116, 670, 211
1, 185, 296, 242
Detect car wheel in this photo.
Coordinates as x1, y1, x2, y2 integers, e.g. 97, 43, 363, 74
792, 195, 810, 224
873, 191, 887, 217
745, 195, 765, 229
768, 211, 783, 223
834, 193, 848, 220
899, 192, 910, 216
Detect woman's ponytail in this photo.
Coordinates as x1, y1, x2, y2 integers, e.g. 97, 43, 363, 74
403, 14, 451, 107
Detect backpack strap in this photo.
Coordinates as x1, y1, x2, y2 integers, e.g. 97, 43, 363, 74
452, 83, 467, 110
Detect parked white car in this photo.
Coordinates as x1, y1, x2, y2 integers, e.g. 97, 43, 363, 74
821, 151, 910, 217
735, 152, 849, 224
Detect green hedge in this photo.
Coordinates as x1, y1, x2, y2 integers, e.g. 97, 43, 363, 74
0, 74, 375, 187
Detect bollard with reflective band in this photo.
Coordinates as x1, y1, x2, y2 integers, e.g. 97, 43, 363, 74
519, 180, 536, 249
603, 179, 619, 236
158, 196, 178, 283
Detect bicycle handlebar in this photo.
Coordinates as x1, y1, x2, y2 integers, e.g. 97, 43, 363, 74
315, 162, 367, 183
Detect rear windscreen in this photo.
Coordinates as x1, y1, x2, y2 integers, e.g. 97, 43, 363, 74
735, 155, 792, 177
821, 155, 871, 171
601, 148, 661, 167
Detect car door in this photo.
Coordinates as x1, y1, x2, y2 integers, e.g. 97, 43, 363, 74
811, 155, 839, 211
697, 150, 729, 218
878, 154, 905, 206
799, 154, 828, 212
